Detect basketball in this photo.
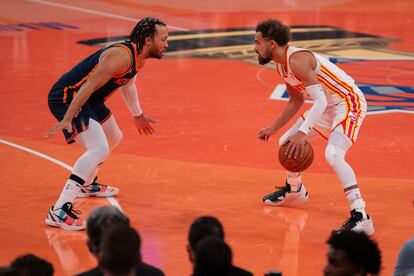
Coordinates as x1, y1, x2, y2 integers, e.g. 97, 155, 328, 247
278, 140, 314, 172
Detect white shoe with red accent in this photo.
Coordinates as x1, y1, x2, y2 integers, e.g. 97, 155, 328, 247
45, 202, 86, 231
76, 177, 119, 198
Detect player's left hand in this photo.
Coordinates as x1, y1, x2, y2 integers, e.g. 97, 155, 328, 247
45, 119, 73, 138
134, 114, 157, 135
258, 126, 278, 141
285, 131, 307, 159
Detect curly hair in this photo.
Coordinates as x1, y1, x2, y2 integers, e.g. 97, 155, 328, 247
256, 19, 290, 46
327, 231, 382, 275
128, 17, 166, 53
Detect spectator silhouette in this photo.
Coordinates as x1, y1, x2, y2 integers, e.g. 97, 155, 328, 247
324, 230, 381, 276
194, 236, 232, 276
77, 206, 164, 276
394, 237, 414, 276
10, 254, 53, 276
98, 225, 140, 276
187, 216, 252, 276
0, 267, 22, 276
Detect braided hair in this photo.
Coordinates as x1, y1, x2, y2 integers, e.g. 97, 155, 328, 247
128, 17, 166, 54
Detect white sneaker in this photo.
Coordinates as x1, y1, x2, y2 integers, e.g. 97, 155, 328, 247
263, 182, 308, 206
76, 177, 119, 198
45, 202, 86, 231
338, 210, 375, 236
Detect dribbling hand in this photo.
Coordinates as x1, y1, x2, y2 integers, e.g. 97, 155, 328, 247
285, 131, 306, 159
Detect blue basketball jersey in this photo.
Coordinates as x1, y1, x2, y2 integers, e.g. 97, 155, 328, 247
48, 41, 139, 104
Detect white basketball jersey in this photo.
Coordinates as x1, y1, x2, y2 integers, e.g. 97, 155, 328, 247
276, 46, 366, 110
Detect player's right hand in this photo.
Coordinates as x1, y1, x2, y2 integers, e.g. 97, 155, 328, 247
134, 114, 157, 136
258, 126, 278, 141
45, 119, 73, 137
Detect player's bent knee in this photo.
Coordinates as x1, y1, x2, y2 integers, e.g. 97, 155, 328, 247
325, 144, 338, 167
92, 143, 110, 161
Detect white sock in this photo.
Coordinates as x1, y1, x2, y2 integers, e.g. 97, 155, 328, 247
349, 196, 367, 219
84, 162, 103, 186
286, 171, 301, 192
279, 118, 319, 193
53, 179, 82, 209
326, 130, 367, 219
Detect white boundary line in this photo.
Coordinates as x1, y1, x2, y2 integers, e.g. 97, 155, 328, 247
27, 0, 189, 31
0, 138, 123, 212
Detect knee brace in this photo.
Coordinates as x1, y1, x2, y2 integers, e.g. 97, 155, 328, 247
325, 144, 345, 167
90, 142, 110, 163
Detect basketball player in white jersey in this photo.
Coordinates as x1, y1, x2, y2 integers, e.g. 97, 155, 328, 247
254, 19, 374, 235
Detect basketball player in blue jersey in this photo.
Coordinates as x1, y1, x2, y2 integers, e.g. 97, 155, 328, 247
254, 19, 374, 235
45, 17, 168, 230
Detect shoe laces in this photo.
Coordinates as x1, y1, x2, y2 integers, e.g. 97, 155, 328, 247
92, 177, 108, 189
341, 210, 363, 230
273, 183, 292, 197
61, 203, 81, 219
81, 177, 107, 193
67, 209, 81, 220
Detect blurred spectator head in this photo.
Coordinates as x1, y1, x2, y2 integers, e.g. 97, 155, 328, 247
324, 230, 381, 276
98, 225, 140, 276
86, 206, 130, 256
0, 267, 22, 276
10, 254, 53, 276
194, 236, 232, 276
187, 216, 224, 263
